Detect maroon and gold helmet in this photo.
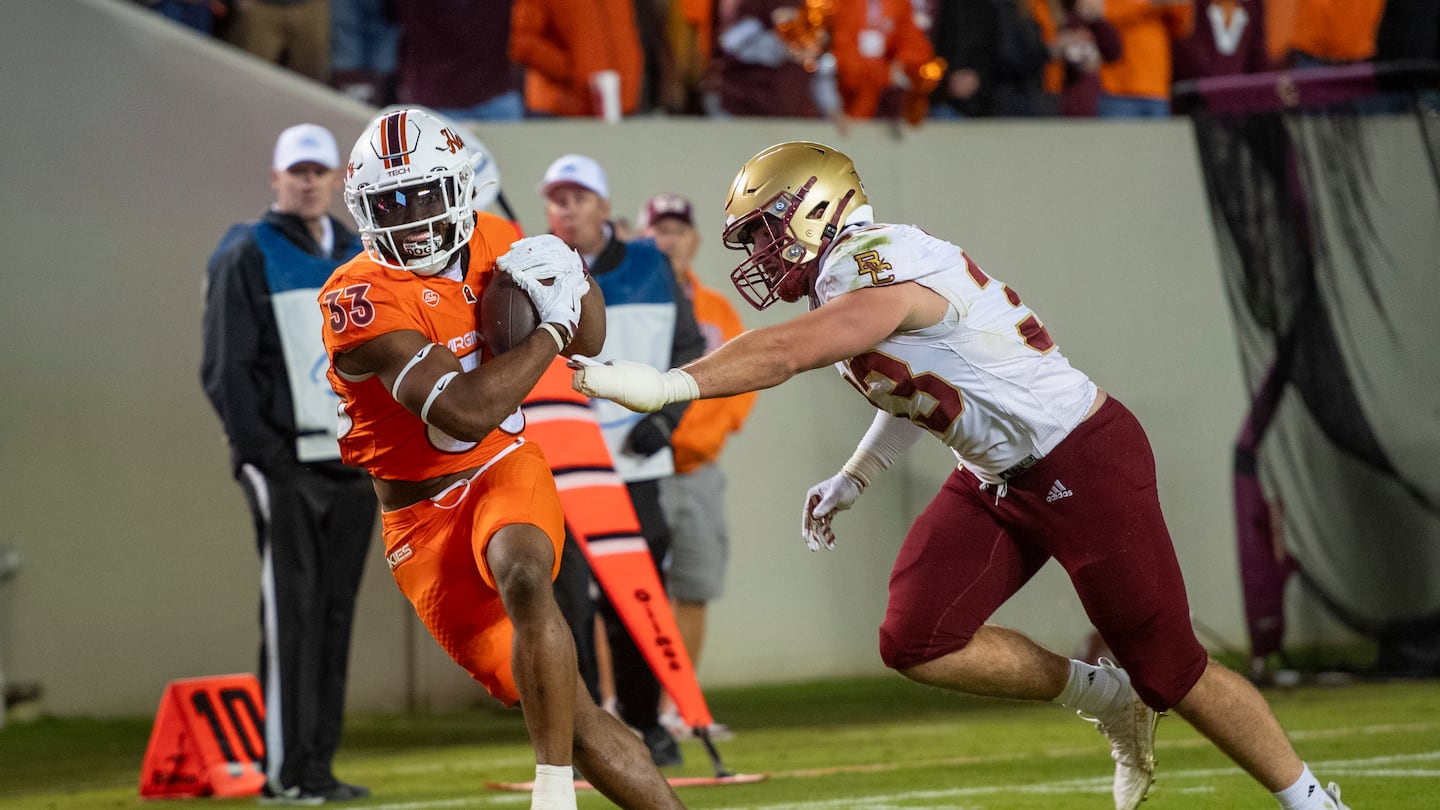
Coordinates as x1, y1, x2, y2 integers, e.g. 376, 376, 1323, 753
722, 141, 867, 309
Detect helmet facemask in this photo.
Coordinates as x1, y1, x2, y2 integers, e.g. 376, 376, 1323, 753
344, 109, 478, 277
723, 177, 854, 309
723, 142, 867, 310
347, 168, 474, 276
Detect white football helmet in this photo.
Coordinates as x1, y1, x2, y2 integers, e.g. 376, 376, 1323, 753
375, 105, 503, 213
345, 108, 480, 275
722, 141, 868, 309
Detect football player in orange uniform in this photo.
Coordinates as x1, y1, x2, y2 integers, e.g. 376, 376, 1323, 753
320, 109, 684, 810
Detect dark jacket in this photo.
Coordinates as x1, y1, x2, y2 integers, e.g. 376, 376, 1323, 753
201, 210, 364, 479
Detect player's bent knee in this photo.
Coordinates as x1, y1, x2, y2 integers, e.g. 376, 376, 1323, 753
487, 524, 558, 603
878, 622, 971, 672
1113, 643, 1208, 710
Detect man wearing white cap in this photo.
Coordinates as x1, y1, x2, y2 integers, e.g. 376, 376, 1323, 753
539, 154, 706, 768
202, 123, 377, 804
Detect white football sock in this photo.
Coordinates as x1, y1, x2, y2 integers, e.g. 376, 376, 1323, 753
1273, 763, 1332, 809
1054, 659, 1131, 719
531, 763, 576, 810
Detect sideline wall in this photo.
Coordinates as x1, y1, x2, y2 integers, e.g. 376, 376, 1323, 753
3, 0, 1267, 715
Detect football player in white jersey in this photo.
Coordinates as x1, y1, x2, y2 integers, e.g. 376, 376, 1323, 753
572, 141, 1351, 810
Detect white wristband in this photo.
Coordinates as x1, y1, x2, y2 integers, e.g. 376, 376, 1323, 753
840, 448, 886, 489
843, 412, 923, 487
537, 322, 567, 351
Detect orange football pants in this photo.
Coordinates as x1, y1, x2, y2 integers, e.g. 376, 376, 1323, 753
380, 440, 564, 705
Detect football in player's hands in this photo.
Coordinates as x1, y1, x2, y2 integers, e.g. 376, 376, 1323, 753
477, 271, 539, 357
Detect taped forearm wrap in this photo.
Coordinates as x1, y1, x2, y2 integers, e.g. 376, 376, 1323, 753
841, 411, 925, 488
663, 368, 701, 404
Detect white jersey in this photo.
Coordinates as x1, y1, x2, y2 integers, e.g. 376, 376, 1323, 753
813, 222, 1097, 483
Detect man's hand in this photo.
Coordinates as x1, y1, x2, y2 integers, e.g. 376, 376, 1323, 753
801, 471, 864, 551
506, 269, 588, 341
570, 357, 698, 413
497, 234, 584, 281
624, 413, 674, 456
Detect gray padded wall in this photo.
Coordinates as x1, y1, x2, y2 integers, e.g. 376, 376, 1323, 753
2, 0, 1342, 715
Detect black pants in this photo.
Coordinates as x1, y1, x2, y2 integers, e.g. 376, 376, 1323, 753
238, 461, 376, 792
554, 478, 671, 730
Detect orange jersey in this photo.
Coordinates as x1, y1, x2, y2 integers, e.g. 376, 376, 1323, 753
831, 0, 936, 118
1099, 0, 1195, 100
320, 213, 523, 483
1287, 0, 1385, 63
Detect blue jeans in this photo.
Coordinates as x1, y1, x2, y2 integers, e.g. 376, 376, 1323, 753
330, 0, 397, 74
1098, 94, 1170, 118
928, 102, 968, 120
149, 0, 212, 35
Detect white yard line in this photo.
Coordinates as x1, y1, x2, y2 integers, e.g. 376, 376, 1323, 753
360, 724, 1440, 810
702, 748, 1440, 810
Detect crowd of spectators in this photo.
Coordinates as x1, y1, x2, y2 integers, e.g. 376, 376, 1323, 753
139, 0, 1436, 123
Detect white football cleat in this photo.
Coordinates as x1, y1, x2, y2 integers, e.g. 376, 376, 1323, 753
1079, 660, 1159, 810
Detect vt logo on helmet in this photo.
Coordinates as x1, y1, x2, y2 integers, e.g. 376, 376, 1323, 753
722, 141, 868, 310
344, 108, 493, 276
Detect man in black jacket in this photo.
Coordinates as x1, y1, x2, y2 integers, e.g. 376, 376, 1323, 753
201, 123, 377, 806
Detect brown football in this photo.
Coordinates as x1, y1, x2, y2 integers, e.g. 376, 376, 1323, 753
477, 271, 539, 357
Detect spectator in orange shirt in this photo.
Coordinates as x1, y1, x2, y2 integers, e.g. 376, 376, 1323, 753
1097, 0, 1194, 117
509, 0, 644, 118
637, 193, 758, 741
1285, 0, 1386, 67
830, 0, 936, 119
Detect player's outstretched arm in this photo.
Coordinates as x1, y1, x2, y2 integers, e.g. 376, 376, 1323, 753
573, 283, 920, 409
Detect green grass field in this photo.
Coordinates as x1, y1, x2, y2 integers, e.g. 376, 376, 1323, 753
3, 675, 1438, 809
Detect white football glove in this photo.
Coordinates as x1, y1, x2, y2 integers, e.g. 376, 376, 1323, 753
801, 471, 864, 551
496, 234, 585, 282
507, 268, 589, 341
570, 356, 699, 413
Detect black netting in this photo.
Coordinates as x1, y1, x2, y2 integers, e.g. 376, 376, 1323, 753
1182, 61, 1440, 674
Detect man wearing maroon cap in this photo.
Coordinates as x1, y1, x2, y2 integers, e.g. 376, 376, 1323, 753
638, 194, 757, 740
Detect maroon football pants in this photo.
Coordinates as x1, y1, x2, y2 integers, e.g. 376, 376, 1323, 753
878, 396, 1208, 710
